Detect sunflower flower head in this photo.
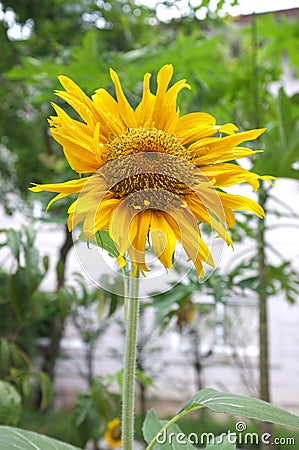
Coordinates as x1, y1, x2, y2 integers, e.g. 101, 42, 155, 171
104, 417, 122, 448
30, 65, 275, 277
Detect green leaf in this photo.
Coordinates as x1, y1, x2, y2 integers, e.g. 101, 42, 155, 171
0, 426, 81, 450
204, 436, 236, 449
20, 374, 34, 400
0, 382, 22, 426
0, 338, 10, 374
73, 393, 92, 428
180, 388, 299, 428
24, 227, 36, 248
43, 254, 49, 272
144, 389, 299, 450
37, 372, 53, 411
6, 230, 22, 263
9, 343, 25, 368
91, 377, 113, 419
95, 230, 120, 260
143, 409, 197, 450
135, 369, 155, 388
71, 392, 100, 447
24, 245, 43, 292
57, 287, 73, 318
9, 268, 29, 319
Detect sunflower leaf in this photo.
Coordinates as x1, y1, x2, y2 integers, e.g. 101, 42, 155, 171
143, 409, 197, 450
204, 437, 236, 449
0, 426, 80, 450
95, 230, 119, 259
180, 388, 299, 428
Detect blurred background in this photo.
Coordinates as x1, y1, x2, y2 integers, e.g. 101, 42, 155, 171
1, 1, 299, 449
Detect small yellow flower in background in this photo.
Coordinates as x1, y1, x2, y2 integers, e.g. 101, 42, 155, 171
30, 65, 274, 276
104, 418, 122, 448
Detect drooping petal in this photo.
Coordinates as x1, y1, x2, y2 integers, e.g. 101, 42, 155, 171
128, 210, 152, 276
218, 192, 265, 218
187, 193, 233, 246
150, 212, 176, 269
94, 198, 121, 232
109, 200, 137, 260
164, 209, 214, 276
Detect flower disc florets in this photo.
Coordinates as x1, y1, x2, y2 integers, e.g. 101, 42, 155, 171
105, 127, 193, 201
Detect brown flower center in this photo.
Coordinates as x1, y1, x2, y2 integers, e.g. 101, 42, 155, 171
103, 127, 197, 209
105, 126, 189, 161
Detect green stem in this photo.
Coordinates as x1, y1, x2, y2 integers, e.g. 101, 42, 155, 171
122, 270, 140, 450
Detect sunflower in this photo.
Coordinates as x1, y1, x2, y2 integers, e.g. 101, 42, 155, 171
30, 65, 274, 276
104, 418, 122, 448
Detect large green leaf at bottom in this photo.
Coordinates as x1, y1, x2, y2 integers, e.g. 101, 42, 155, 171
0, 426, 81, 450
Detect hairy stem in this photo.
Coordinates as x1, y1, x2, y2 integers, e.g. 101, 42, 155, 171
122, 271, 140, 450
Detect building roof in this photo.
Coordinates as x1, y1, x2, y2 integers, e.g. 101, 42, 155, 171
234, 7, 299, 25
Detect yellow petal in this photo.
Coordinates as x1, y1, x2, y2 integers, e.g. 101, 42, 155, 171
49, 103, 102, 173
216, 123, 238, 134
67, 210, 85, 231
191, 128, 266, 164
218, 192, 265, 218
135, 73, 155, 127
56, 76, 100, 127
163, 79, 191, 133
46, 193, 69, 211
110, 69, 138, 128
150, 212, 176, 269
201, 163, 265, 191
109, 201, 136, 257
128, 210, 151, 276
92, 88, 125, 136
175, 112, 216, 144
187, 192, 233, 245
151, 64, 174, 129
94, 198, 121, 232
164, 209, 214, 274
29, 177, 88, 194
